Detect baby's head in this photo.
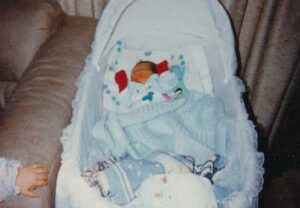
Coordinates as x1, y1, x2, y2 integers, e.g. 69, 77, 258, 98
131, 61, 156, 84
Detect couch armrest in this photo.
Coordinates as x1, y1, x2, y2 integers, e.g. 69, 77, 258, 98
0, 16, 97, 208
0, 0, 66, 81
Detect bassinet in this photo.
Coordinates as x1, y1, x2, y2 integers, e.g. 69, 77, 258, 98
55, 0, 264, 207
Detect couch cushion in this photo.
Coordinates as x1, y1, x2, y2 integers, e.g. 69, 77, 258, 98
0, 0, 66, 81
0, 16, 97, 208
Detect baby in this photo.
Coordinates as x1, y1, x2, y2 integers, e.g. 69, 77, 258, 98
112, 60, 175, 109
105, 60, 186, 112
129, 60, 188, 101
130, 61, 157, 84
114, 61, 158, 94
0, 158, 48, 202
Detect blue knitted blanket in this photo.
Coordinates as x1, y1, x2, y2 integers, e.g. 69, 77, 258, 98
92, 92, 226, 161
86, 91, 230, 205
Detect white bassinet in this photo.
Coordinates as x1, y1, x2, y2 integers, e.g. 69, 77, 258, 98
55, 0, 264, 207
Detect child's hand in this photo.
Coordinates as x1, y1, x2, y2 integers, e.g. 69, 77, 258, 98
16, 164, 49, 198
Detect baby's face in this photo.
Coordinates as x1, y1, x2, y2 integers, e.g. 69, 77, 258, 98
131, 63, 154, 84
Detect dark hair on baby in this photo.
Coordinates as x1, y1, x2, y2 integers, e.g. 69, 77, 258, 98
137, 61, 157, 73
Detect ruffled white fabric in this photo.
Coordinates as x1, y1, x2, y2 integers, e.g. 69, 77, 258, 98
56, 0, 264, 208
127, 173, 218, 208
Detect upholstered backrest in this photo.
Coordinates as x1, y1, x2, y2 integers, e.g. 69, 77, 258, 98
0, 0, 66, 81
0, 16, 97, 208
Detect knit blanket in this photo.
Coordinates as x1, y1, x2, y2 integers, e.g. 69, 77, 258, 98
86, 91, 231, 206
93, 92, 225, 159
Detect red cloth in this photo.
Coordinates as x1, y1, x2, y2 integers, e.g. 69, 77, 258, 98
115, 69, 128, 93
156, 60, 169, 75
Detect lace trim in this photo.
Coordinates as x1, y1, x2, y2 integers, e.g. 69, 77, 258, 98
219, 152, 264, 208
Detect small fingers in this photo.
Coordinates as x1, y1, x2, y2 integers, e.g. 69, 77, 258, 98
32, 164, 49, 174
31, 164, 49, 187
23, 189, 38, 198
32, 164, 49, 184
32, 163, 46, 168
36, 174, 48, 181
34, 179, 48, 186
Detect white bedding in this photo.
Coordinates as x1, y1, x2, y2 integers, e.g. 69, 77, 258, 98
128, 173, 217, 208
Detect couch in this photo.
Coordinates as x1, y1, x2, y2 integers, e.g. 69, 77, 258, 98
0, 0, 99, 207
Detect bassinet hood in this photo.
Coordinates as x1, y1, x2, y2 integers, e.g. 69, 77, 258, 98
92, 0, 236, 81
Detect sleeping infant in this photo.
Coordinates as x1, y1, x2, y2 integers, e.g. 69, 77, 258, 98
130, 60, 157, 84
116, 60, 178, 107
104, 60, 189, 112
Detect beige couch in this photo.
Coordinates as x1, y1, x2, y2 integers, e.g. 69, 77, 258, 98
0, 0, 98, 207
